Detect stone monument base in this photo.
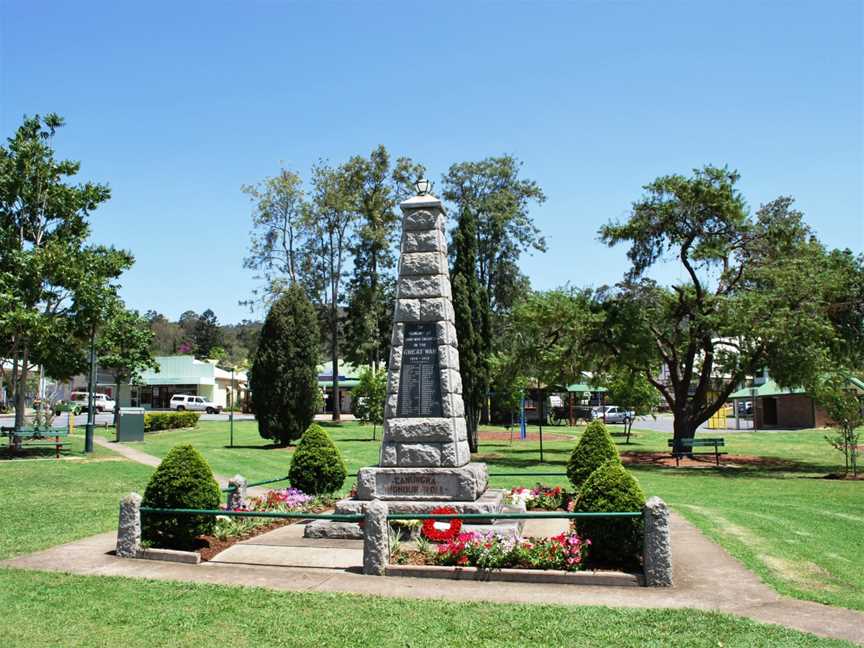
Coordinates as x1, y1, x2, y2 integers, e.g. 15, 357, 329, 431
304, 488, 515, 539
356, 463, 488, 501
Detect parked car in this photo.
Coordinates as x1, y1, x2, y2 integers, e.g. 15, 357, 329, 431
170, 394, 222, 414
592, 405, 635, 424
55, 391, 116, 415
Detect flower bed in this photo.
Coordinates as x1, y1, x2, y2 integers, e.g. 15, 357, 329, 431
193, 487, 333, 560
395, 530, 590, 571
505, 484, 572, 511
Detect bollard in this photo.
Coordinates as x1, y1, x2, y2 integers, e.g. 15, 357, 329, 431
362, 499, 389, 575
116, 492, 142, 558
643, 496, 673, 586
226, 474, 247, 510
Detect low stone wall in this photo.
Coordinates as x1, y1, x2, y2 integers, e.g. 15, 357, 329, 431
360, 496, 674, 587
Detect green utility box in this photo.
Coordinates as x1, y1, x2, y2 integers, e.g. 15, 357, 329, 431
116, 407, 145, 442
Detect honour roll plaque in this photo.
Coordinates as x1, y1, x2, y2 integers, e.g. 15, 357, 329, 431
396, 322, 442, 417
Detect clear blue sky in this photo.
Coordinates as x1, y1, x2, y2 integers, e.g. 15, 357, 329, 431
2, 1, 861, 324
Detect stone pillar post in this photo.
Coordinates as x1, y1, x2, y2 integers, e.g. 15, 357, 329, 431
226, 474, 247, 510
643, 496, 673, 586
362, 499, 390, 575
116, 492, 142, 558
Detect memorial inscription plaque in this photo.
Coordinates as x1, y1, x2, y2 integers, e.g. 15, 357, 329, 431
396, 322, 442, 417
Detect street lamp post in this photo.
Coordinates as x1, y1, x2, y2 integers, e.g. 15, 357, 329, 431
84, 324, 96, 453
229, 366, 235, 448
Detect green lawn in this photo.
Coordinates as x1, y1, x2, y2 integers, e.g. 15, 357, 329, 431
98, 419, 864, 610
0, 568, 850, 648
0, 438, 153, 560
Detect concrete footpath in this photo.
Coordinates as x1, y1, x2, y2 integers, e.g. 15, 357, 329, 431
3, 511, 863, 645
91, 436, 268, 495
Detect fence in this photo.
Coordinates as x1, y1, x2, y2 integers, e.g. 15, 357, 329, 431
118, 474, 673, 586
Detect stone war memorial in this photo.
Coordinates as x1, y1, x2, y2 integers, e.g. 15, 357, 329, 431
306, 183, 508, 538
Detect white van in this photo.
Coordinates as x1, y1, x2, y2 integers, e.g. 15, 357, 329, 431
169, 394, 222, 414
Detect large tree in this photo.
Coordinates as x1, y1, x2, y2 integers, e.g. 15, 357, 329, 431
495, 288, 599, 459
596, 165, 864, 449
0, 114, 131, 429
242, 168, 308, 305
442, 156, 546, 424
304, 162, 356, 421
193, 308, 223, 359
442, 155, 546, 314
342, 146, 423, 370
249, 284, 321, 446
98, 300, 158, 424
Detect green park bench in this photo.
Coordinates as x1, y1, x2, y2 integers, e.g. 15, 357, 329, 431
2, 425, 70, 458
667, 437, 726, 466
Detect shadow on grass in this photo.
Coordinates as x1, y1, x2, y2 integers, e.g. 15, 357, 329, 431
623, 455, 837, 479
478, 455, 568, 470
0, 447, 78, 460
221, 444, 285, 450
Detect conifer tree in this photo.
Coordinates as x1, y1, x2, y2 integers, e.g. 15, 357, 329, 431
249, 284, 321, 445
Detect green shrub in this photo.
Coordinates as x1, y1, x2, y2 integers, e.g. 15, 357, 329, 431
144, 411, 200, 432
250, 283, 321, 446
567, 420, 620, 489
288, 424, 347, 495
574, 460, 646, 566
141, 444, 221, 549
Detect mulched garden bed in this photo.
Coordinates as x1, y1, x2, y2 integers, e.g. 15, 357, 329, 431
620, 451, 799, 469
477, 429, 573, 442
194, 519, 297, 561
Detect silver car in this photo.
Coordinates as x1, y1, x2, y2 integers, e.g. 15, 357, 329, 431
593, 405, 635, 423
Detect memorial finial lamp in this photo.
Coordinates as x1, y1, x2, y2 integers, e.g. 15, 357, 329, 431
414, 178, 433, 196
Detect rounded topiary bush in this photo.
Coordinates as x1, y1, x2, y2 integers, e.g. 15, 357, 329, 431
574, 460, 646, 566
288, 424, 348, 495
141, 444, 221, 549
567, 420, 620, 490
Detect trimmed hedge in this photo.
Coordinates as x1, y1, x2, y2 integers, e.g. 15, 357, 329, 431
574, 460, 646, 566
144, 411, 200, 432
141, 444, 221, 549
567, 420, 620, 489
288, 424, 347, 495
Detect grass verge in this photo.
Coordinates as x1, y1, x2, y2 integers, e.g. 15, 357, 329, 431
0, 569, 851, 648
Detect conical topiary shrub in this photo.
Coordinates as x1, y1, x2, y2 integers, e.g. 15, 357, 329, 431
141, 444, 221, 549
567, 420, 620, 490
574, 460, 646, 566
288, 424, 348, 495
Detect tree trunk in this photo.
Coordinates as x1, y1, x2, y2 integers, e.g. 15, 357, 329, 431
466, 404, 478, 453
672, 413, 698, 455
14, 349, 29, 431
330, 302, 341, 422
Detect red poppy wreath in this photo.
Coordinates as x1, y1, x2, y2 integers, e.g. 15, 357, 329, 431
421, 506, 462, 542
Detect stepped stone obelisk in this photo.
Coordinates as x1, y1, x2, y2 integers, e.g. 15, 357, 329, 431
305, 183, 504, 538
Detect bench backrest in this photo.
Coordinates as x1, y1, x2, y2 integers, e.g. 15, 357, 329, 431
667, 438, 725, 448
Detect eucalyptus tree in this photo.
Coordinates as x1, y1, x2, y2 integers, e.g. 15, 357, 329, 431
303, 162, 357, 421
442, 155, 546, 314
242, 168, 308, 304
443, 156, 546, 425
595, 165, 864, 449
342, 146, 424, 370
0, 114, 132, 430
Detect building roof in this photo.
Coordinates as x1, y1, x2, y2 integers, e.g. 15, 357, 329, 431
317, 361, 364, 389
138, 355, 247, 386
729, 375, 864, 400
566, 383, 608, 393
728, 379, 806, 399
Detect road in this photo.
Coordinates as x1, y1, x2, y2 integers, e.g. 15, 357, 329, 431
0, 411, 257, 429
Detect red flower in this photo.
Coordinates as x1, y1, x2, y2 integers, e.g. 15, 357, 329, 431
421, 506, 463, 542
